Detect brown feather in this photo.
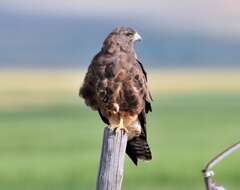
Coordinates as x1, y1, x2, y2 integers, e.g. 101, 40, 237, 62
79, 26, 152, 165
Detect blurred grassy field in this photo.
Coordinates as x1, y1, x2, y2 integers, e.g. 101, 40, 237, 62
0, 69, 240, 190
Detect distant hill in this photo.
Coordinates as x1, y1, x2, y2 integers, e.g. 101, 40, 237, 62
1, 11, 240, 69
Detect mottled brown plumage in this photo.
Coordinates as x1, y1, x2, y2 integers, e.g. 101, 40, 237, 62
79, 26, 152, 165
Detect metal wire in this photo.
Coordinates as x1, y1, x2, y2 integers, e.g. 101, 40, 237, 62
202, 141, 240, 190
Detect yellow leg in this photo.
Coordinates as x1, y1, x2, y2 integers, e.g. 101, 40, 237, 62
115, 118, 128, 134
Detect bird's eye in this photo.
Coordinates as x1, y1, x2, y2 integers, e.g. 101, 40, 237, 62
126, 32, 133, 37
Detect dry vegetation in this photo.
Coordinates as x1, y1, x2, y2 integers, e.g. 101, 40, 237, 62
1, 69, 240, 110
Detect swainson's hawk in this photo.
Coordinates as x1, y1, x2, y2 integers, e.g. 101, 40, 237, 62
79, 26, 152, 165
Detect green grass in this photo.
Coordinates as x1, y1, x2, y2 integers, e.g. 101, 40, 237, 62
0, 93, 240, 190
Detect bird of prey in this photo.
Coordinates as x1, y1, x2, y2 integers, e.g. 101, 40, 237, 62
79, 26, 152, 165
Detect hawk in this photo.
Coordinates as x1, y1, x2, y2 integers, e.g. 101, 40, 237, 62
79, 26, 152, 165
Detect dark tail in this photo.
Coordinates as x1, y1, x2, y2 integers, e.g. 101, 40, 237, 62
126, 134, 152, 165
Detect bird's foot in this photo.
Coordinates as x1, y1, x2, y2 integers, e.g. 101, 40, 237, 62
115, 126, 128, 135
113, 118, 128, 135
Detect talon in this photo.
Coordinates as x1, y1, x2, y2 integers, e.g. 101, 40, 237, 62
114, 118, 128, 134
116, 127, 128, 134
113, 127, 118, 133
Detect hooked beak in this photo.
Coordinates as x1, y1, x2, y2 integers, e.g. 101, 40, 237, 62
133, 32, 142, 42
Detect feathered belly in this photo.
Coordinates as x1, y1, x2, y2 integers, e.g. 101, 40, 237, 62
97, 80, 144, 117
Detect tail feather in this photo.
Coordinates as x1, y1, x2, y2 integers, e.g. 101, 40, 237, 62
126, 135, 152, 165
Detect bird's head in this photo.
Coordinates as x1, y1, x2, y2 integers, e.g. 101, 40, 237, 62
102, 26, 142, 54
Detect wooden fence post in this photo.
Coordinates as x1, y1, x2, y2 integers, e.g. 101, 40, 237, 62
96, 127, 128, 190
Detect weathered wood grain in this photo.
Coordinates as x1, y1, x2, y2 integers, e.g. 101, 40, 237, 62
96, 127, 128, 190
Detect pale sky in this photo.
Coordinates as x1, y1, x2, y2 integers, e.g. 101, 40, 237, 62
1, 0, 240, 37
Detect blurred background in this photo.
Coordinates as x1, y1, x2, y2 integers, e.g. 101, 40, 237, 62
0, 0, 240, 190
